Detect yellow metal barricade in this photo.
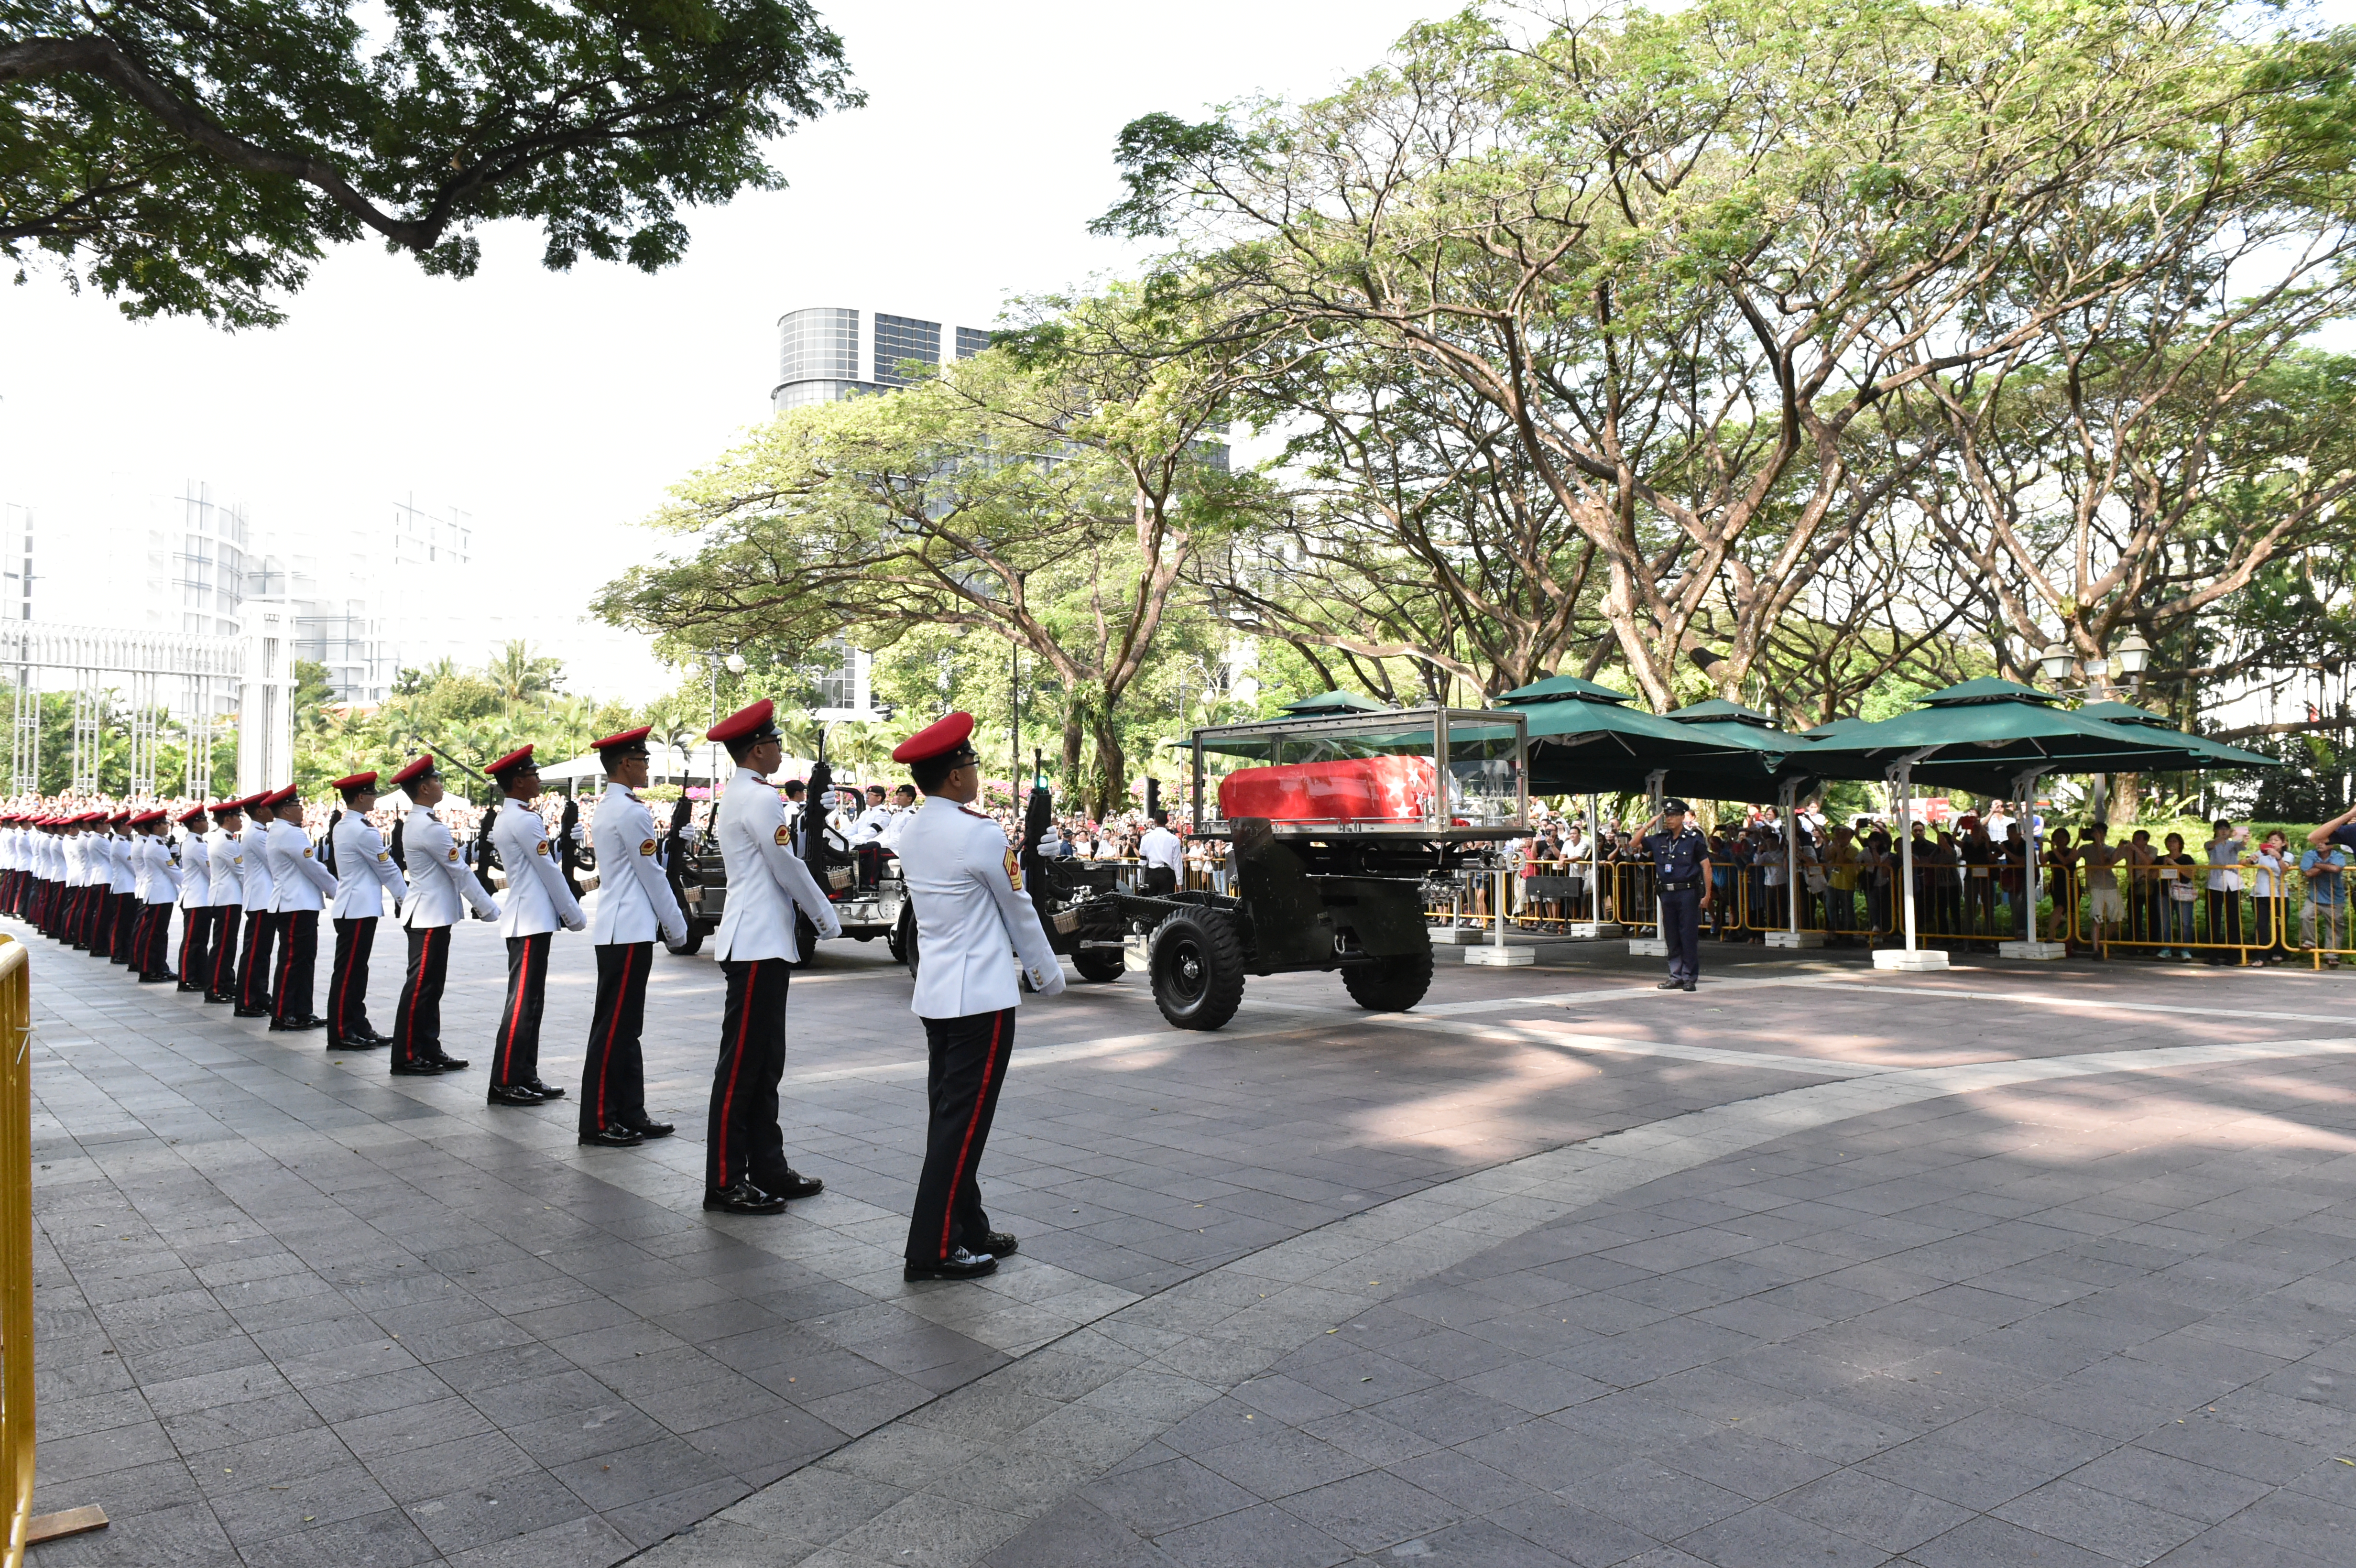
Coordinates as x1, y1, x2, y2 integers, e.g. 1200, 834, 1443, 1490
1, 935, 104, 1567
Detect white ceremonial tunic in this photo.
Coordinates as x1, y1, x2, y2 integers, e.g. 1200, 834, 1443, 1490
399, 807, 498, 928
177, 833, 209, 909
267, 819, 337, 913
492, 798, 583, 937
240, 819, 276, 911
589, 782, 687, 946
849, 804, 894, 846
329, 811, 409, 918
712, 767, 838, 963
134, 836, 180, 903
896, 794, 1063, 1018
206, 828, 242, 905
106, 834, 137, 895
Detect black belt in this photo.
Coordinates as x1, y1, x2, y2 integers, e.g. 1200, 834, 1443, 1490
1659, 879, 1700, 891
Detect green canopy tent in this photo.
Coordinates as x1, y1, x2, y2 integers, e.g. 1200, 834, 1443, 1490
1801, 679, 2280, 966
2070, 701, 2282, 771
1659, 699, 1838, 947
1276, 690, 1394, 716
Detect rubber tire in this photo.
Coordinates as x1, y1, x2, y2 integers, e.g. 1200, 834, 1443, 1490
1341, 931, 1434, 1012
793, 911, 818, 968
1072, 949, 1125, 983
663, 922, 705, 958
1149, 907, 1245, 1031
897, 903, 919, 979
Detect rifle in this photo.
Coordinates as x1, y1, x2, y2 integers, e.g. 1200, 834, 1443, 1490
556, 795, 584, 898
323, 809, 342, 875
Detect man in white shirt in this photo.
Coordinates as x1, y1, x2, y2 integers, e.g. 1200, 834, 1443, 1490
579, 726, 688, 1147
234, 793, 281, 1017
892, 711, 1063, 1281
327, 772, 410, 1050
486, 745, 586, 1106
173, 805, 212, 990
388, 755, 497, 1077
1137, 808, 1184, 894
265, 785, 338, 1031
702, 700, 840, 1214
202, 800, 246, 1003
879, 784, 918, 851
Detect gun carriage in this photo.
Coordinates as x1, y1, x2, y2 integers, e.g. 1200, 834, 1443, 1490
656, 760, 907, 961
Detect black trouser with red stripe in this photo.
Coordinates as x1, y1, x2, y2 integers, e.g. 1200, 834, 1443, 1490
208, 906, 241, 999
707, 959, 792, 1194
133, 899, 175, 977
238, 911, 279, 1011
328, 916, 379, 1045
393, 925, 452, 1070
178, 904, 216, 990
273, 909, 318, 1022
906, 1007, 1016, 1265
110, 892, 139, 963
582, 941, 653, 1135
91, 886, 118, 957
492, 933, 551, 1087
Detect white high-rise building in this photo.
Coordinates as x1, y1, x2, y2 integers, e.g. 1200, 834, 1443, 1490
771, 306, 995, 412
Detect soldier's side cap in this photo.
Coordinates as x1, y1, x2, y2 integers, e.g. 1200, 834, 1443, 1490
176, 806, 208, 825
1662, 798, 1692, 814
389, 754, 437, 788
593, 725, 653, 756
487, 744, 537, 777
892, 711, 978, 764
331, 771, 378, 793
707, 699, 777, 745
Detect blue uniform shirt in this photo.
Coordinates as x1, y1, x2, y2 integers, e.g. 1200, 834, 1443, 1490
1644, 826, 1710, 885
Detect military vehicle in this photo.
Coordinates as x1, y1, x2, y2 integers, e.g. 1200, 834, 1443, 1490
956, 706, 1528, 1030
657, 763, 906, 960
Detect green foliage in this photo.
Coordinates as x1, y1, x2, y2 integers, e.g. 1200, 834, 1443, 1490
2, 0, 860, 327
289, 642, 606, 799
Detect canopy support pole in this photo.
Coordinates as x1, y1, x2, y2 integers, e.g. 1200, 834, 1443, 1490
1874, 751, 1947, 970
1767, 777, 1823, 948
1999, 767, 2063, 960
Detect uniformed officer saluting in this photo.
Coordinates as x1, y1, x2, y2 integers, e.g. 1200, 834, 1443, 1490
487, 745, 586, 1106
578, 725, 689, 1148
387, 754, 496, 1077
1641, 798, 1713, 991
327, 771, 409, 1049
892, 711, 1065, 1282
704, 699, 840, 1214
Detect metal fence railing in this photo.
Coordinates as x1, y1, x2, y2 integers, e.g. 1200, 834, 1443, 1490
1, 935, 106, 1568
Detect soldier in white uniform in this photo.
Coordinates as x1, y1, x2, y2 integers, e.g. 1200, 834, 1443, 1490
702, 699, 840, 1213
326, 771, 410, 1050
579, 726, 690, 1147
892, 711, 1065, 1281
130, 810, 182, 980
234, 792, 281, 1016
103, 810, 139, 962
388, 755, 497, 1076
486, 745, 586, 1105
265, 784, 338, 1031
173, 806, 213, 989
202, 800, 246, 1003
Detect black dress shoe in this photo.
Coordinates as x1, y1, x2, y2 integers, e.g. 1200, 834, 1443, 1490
1681, 981, 1697, 991
627, 1120, 675, 1139
138, 972, 177, 983
703, 1182, 786, 1215
579, 1124, 644, 1148
204, 993, 235, 1005
175, 981, 204, 993
431, 1053, 470, 1071
270, 1014, 327, 1031
974, 1230, 1018, 1257
328, 1034, 387, 1050
904, 1248, 997, 1282
389, 1059, 444, 1077
486, 1083, 546, 1106
523, 1078, 566, 1100
764, 1170, 824, 1200
357, 1029, 394, 1047
1655, 979, 1683, 990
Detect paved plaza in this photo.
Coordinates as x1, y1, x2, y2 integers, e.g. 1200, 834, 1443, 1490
15, 911, 2356, 1568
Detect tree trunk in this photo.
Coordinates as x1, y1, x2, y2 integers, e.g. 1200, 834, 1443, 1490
1059, 709, 1085, 809
2109, 772, 2143, 831
1090, 711, 1127, 821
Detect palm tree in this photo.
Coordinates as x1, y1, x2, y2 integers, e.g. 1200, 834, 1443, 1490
486, 640, 564, 717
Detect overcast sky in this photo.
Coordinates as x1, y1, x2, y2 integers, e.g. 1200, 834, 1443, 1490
0, 0, 1443, 699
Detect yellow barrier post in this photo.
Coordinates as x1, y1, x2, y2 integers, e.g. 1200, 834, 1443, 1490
0, 936, 107, 1566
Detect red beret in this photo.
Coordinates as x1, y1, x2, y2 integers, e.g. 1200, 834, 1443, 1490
593, 725, 653, 753
487, 744, 536, 777
892, 711, 979, 765
176, 806, 207, 826
708, 699, 777, 745
330, 771, 378, 792
390, 754, 437, 788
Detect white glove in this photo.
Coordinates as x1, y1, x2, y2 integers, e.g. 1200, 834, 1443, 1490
1031, 962, 1067, 998
473, 907, 497, 922
563, 915, 588, 933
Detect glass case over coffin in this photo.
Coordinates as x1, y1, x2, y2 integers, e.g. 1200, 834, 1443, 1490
1190, 707, 1529, 839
